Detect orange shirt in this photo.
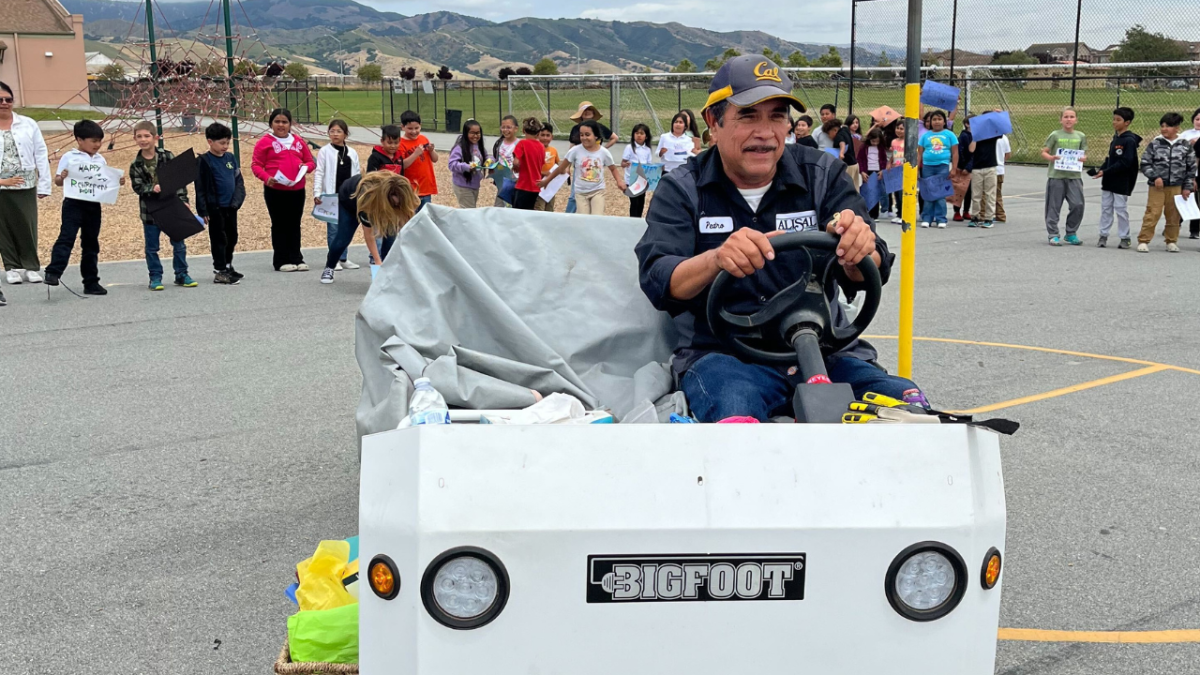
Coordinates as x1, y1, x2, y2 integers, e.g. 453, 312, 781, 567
541, 146, 560, 175
399, 134, 438, 196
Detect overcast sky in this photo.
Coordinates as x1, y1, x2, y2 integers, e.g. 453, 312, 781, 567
358, 0, 1196, 51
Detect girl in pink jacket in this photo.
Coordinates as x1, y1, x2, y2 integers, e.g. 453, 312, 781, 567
252, 108, 316, 272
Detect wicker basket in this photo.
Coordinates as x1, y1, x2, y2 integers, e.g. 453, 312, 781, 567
274, 639, 358, 674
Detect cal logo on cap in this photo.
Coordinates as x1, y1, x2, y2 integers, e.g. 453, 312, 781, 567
754, 62, 782, 83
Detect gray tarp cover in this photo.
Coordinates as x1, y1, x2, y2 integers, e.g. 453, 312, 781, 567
355, 204, 685, 436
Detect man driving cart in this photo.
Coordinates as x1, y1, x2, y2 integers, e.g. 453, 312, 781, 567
636, 55, 927, 423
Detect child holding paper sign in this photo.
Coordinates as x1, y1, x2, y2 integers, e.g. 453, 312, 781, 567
1041, 109, 1087, 246
252, 108, 316, 271
44, 120, 124, 295
314, 119, 362, 271
623, 124, 654, 218
1135, 113, 1196, 253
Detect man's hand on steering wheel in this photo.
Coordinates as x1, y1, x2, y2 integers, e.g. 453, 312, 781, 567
829, 209, 879, 283
712, 228, 788, 278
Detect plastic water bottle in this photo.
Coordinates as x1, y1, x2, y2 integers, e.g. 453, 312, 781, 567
409, 377, 450, 425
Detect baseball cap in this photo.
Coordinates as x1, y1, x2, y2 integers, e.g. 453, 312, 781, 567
703, 55, 805, 113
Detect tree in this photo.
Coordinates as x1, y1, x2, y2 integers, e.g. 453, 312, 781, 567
704, 48, 740, 72
1112, 25, 1188, 63
357, 63, 383, 84
233, 60, 259, 77
497, 66, 515, 80
673, 58, 696, 73
762, 47, 783, 65
99, 62, 126, 81
786, 51, 809, 68
283, 62, 310, 81
264, 62, 284, 78
990, 50, 1037, 66
814, 46, 842, 68
195, 59, 224, 77
437, 65, 453, 80
877, 51, 891, 67
515, 66, 533, 76
533, 57, 559, 75
424, 71, 436, 80
400, 67, 417, 80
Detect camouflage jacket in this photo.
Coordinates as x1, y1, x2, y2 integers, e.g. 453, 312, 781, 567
130, 148, 189, 225
1140, 136, 1196, 192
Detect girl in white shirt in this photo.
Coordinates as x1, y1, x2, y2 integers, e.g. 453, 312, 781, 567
491, 115, 520, 207
313, 119, 362, 270
622, 124, 655, 217
657, 113, 693, 174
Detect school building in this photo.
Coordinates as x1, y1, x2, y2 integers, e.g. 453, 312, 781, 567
0, 0, 90, 107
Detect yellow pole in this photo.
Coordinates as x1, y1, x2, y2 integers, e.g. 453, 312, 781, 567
898, 82, 919, 379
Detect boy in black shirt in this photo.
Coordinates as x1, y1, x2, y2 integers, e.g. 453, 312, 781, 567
968, 119, 1000, 228
195, 123, 246, 284
1093, 107, 1140, 248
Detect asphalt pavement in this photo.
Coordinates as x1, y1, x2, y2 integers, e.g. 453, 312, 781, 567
2, 164, 1200, 673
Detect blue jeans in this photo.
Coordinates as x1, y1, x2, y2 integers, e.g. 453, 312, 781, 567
144, 223, 187, 279
681, 352, 920, 423
326, 220, 348, 263
328, 203, 396, 269
920, 163, 950, 225
565, 177, 577, 214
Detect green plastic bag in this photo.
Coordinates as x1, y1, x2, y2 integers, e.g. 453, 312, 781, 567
287, 603, 359, 664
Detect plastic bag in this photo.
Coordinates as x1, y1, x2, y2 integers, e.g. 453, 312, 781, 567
296, 540, 356, 612
287, 603, 358, 664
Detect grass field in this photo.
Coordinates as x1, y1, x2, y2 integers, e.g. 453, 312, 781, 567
16, 108, 106, 122
293, 82, 1196, 164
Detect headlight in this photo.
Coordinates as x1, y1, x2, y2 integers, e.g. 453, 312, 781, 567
421, 546, 509, 629
885, 542, 967, 622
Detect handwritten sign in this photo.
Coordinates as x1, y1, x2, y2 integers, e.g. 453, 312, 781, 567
1054, 148, 1084, 173
63, 163, 123, 204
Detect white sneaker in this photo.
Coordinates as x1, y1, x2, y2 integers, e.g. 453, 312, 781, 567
937, 222, 947, 229
5, 269, 23, 284
296, 263, 310, 272
340, 260, 360, 270
334, 262, 343, 271
891, 216, 903, 224
1167, 243, 1180, 252
321, 268, 335, 284
920, 221, 930, 228
1136, 243, 1149, 252
24, 270, 42, 283
279, 264, 298, 272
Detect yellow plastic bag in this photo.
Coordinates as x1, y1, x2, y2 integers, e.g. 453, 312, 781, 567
296, 540, 356, 612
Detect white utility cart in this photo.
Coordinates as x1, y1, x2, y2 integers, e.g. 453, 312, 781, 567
355, 223, 1007, 673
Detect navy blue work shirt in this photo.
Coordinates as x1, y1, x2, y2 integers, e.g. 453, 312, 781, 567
635, 144, 894, 375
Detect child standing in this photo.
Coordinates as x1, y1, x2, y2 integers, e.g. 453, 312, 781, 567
995, 130, 1011, 222
623, 123, 654, 218
855, 127, 889, 218
251, 108, 315, 271
511, 117, 545, 210
1093, 107, 1140, 249
953, 117, 974, 222
195, 122, 246, 284
887, 120, 906, 224
1184, 108, 1200, 238
541, 121, 625, 215
129, 121, 194, 290
967, 118, 999, 229
367, 125, 404, 175
657, 113, 693, 174
44, 120, 123, 294
794, 115, 818, 149
1042, 108, 1088, 246
447, 119, 489, 208
398, 111, 438, 208
314, 119, 362, 270
492, 115, 519, 208
534, 123, 559, 212
1135, 113, 1196, 253
917, 110, 958, 229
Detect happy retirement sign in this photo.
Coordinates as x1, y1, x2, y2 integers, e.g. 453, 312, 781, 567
63, 162, 123, 205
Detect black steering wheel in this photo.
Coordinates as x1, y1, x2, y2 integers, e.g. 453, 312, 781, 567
706, 231, 882, 366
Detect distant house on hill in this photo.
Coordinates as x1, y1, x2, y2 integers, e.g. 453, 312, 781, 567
922, 49, 992, 68
1026, 42, 1093, 64
0, 0, 90, 106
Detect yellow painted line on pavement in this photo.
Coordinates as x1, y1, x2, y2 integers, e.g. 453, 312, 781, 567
999, 628, 1200, 643
863, 335, 1200, 376
949, 365, 1169, 415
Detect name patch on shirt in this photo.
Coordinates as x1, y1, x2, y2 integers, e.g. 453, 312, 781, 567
698, 216, 734, 234
776, 210, 818, 232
